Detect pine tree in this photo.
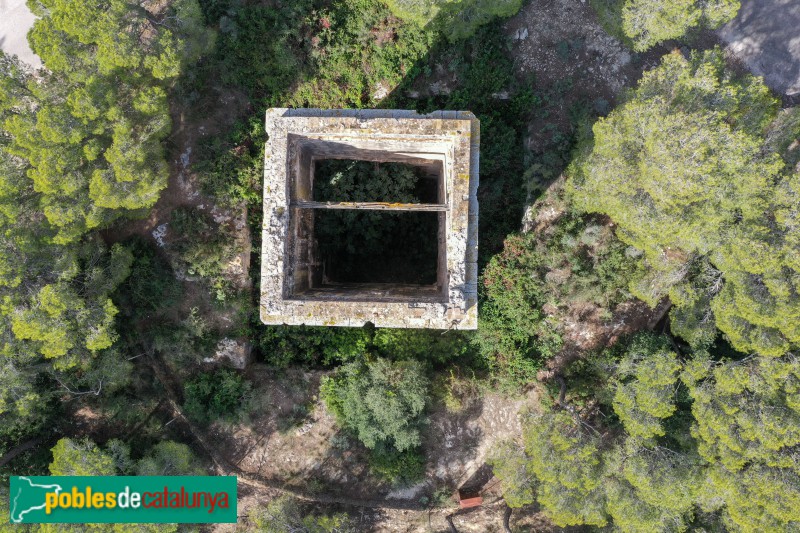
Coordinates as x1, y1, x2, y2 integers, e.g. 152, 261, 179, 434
522, 410, 607, 527
622, 0, 740, 51
569, 49, 798, 357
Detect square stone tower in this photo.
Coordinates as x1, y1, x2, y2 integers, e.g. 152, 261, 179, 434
260, 109, 479, 329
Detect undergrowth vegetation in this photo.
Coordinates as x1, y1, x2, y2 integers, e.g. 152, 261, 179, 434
478, 194, 643, 386
183, 368, 251, 425
170, 206, 243, 301
321, 357, 429, 484
192, 1, 548, 380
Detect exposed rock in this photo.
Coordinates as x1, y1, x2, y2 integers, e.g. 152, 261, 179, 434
386, 482, 428, 500
224, 255, 246, 278
372, 81, 391, 101
429, 81, 452, 96
204, 338, 252, 369
718, 0, 800, 96
544, 267, 571, 285
505, 0, 634, 95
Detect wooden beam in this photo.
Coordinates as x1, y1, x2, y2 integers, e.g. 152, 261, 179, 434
292, 200, 447, 212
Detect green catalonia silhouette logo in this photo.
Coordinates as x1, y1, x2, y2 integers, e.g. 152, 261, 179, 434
9, 476, 237, 524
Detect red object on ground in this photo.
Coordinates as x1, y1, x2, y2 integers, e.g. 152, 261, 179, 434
458, 490, 483, 509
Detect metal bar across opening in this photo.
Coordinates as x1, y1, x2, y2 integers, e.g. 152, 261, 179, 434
292, 200, 448, 212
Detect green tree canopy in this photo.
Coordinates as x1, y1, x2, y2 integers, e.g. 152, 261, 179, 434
612, 334, 681, 440
44, 438, 186, 533
684, 354, 800, 530
4, 0, 211, 242
487, 441, 535, 509
135, 441, 205, 476
503, 332, 800, 531
49, 438, 116, 476
569, 49, 798, 357
522, 409, 607, 527
622, 0, 740, 51
0, 0, 209, 462
603, 438, 701, 532
321, 357, 429, 452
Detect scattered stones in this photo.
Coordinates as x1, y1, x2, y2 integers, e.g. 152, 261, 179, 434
428, 81, 452, 96
211, 204, 233, 225
505, 0, 633, 95
386, 482, 428, 500
152, 223, 168, 247
296, 422, 314, 436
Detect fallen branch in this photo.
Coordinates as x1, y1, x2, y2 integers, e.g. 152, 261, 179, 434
0, 438, 43, 468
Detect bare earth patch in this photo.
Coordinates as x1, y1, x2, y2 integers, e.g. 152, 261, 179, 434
505, 0, 633, 96
718, 0, 800, 97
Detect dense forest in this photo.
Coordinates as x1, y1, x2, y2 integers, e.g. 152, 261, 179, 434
1, 0, 798, 531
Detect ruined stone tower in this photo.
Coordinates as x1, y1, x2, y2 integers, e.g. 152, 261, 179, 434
260, 109, 479, 329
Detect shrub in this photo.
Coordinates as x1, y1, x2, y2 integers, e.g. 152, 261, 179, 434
194, 115, 264, 208
432, 369, 483, 413
257, 325, 371, 368
183, 369, 250, 425
477, 200, 641, 387
372, 329, 475, 365
170, 207, 242, 301
249, 495, 357, 532
320, 358, 429, 452
314, 160, 428, 203
368, 444, 425, 485
114, 238, 183, 321
385, 0, 523, 41
257, 325, 474, 368
149, 308, 219, 378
